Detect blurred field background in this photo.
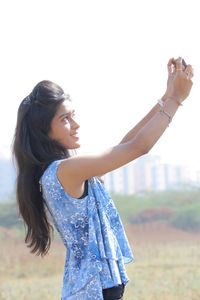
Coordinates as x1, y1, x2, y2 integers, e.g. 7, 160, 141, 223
1, 187, 200, 300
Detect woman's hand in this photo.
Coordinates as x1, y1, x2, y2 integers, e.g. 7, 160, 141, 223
162, 57, 193, 104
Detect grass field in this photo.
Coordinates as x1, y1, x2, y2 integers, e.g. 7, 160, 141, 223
1, 223, 200, 300
125, 222, 200, 300
1, 188, 200, 299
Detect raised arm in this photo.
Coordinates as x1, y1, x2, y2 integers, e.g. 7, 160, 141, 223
58, 58, 193, 193
119, 58, 193, 144
119, 102, 161, 145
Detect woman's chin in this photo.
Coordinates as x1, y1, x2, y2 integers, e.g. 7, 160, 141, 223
69, 143, 81, 149
75, 143, 81, 149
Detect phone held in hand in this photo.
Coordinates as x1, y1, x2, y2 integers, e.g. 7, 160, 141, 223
182, 59, 187, 68
172, 58, 187, 69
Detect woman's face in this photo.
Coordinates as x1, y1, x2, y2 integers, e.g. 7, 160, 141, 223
48, 100, 80, 149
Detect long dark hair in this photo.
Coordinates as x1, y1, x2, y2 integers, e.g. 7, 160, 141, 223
12, 80, 70, 257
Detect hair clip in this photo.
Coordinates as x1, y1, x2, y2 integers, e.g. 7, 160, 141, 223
22, 95, 31, 105
63, 93, 71, 101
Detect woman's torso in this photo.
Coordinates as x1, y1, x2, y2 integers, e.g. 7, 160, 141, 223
40, 159, 134, 299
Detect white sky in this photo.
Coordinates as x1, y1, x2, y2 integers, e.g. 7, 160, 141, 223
0, 0, 200, 171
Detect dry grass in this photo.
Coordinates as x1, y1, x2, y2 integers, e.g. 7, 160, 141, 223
1, 224, 200, 300
125, 242, 200, 300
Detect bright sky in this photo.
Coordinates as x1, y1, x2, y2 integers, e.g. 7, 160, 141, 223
0, 0, 200, 171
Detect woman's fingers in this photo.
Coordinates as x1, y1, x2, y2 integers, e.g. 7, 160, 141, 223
175, 57, 183, 73
167, 57, 175, 75
185, 64, 194, 79
165, 57, 193, 102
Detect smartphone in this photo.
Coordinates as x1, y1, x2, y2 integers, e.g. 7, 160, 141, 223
182, 59, 187, 68
172, 58, 187, 69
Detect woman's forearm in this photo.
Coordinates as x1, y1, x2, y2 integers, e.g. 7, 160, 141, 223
119, 102, 161, 144
132, 98, 180, 153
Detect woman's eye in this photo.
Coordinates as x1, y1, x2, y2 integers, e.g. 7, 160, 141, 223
63, 116, 69, 122
62, 112, 75, 122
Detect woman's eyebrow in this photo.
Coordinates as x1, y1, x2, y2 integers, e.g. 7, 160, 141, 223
58, 110, 75, 119
58, 113, 68, 119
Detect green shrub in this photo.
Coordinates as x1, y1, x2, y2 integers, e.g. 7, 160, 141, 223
170, 209, 200, 231
129, 207, 174, 224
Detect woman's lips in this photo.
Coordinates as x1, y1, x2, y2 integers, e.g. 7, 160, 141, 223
71, 133, 79, 140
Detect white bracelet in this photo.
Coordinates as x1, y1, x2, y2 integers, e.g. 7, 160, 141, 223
159, 107, 172, 125
158, 99, 165, 108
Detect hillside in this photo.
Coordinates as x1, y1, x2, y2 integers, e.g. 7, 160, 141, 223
1, 186, 200, 232
113, 187, 200, 231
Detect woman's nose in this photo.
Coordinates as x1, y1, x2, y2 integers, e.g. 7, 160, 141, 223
71, 117, 80, 129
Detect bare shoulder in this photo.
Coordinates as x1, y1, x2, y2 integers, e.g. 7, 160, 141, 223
57, 159, 85, 198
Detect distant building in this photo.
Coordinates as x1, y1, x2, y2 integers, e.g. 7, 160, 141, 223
104, 154, 198, 195
0, 152, 199, 201
197, 171, 200, 185
163, 163, 190, 189
0, 157, 16, 202
106, 165, 136, 194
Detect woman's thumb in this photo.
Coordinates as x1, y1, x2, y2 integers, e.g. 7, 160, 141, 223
175, 57, 183, 72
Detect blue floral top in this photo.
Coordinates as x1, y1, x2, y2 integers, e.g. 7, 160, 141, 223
40, 159, 134, 300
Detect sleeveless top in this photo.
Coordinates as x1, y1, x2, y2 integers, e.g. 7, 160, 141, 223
40, 159, 134, 300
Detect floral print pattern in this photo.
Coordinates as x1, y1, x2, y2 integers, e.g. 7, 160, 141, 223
40, 160, 134, 299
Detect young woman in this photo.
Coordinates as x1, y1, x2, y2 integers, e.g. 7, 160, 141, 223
12, 57, 193, 300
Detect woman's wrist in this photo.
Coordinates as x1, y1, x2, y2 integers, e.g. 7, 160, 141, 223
157, 96, 182, 126
166, 97, 183, 107
160, 94, 183, 106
